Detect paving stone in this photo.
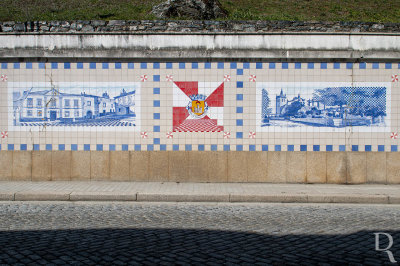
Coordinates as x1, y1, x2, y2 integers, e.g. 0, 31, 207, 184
0, 202, 398, 264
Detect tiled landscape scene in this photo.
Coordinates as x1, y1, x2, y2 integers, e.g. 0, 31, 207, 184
0, 61, 399, 152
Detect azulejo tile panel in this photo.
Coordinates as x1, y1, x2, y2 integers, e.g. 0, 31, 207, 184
0, 61, 399, 151
9, 82, 140, 131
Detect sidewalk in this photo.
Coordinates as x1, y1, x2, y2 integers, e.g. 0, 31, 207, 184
0, 181, 399, 204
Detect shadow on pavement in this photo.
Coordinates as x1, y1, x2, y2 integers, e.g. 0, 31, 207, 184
0, 228, 398, 265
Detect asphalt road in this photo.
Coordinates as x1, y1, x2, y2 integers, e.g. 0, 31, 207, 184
0, 202, 399, 265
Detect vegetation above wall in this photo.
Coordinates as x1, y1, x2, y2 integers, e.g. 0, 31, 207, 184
0, 0, 399, 23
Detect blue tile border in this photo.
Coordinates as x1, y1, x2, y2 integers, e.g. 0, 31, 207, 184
1, 143, 398, 151
8, 61, 400, 71
11, 61, 399, 71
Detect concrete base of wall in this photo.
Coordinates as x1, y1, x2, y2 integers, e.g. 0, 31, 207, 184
0, 151, 398, 184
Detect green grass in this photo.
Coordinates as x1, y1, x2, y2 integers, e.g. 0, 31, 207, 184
1, 0, 400, 22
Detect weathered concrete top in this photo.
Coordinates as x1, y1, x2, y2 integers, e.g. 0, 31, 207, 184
1, 20, 400, 33
1, 31, 400, 60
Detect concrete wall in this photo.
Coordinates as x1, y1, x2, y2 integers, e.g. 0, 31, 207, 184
0, 31, 399, 183
0, 151, 399, 184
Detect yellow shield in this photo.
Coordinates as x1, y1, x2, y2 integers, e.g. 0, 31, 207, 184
192, 100, 205, 116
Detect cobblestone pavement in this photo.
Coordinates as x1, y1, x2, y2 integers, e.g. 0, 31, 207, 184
0, 202, 399, 265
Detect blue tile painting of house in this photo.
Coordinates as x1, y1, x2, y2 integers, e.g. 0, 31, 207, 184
12, 83, 140, 128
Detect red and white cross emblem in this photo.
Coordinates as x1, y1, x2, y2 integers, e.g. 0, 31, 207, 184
140, 75, 148, 82
1, 131, 8, 138
166, 132, 173, 139
249, 75, 256, 82
0, 75, 7, 82
391, 132, 398, 139
166, 75, 174, 82
223, 75, 231, 82
392, 75, 398, 82
140, 132, 148, 138
172, 81, 224, 132
249, 131, 256, 138
223, 131, 230, 139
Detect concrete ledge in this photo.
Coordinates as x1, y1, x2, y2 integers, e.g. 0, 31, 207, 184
307, 194, 388, 204
14, 191, 70, 201
70, 192, 137, 201
137, 193, 230, 202
230, 194, 308, 203
2, 34, 400, 60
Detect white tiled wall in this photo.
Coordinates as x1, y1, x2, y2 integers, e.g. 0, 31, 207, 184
0, 61, 398, 152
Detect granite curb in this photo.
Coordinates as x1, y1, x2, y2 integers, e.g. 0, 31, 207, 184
0, 191, 398, 204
